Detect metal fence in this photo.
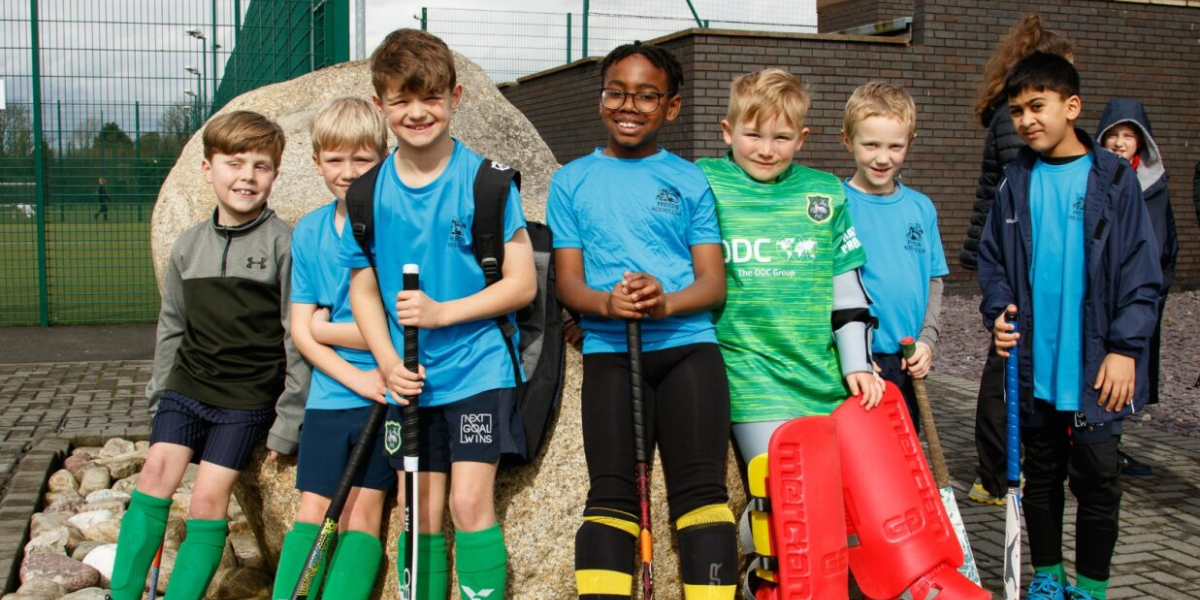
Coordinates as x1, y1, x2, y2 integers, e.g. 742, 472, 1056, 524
0, 0, 349, 326
423, 0, 817, 83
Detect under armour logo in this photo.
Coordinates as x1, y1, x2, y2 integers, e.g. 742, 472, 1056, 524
709, 563, 722, 585
490, 161, 511, 171
462, 586, 494, 599
246, 257, 267, 269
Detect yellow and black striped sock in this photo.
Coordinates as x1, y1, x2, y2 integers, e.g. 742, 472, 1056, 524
575, 507, 639, 599
676, 504, 738, 600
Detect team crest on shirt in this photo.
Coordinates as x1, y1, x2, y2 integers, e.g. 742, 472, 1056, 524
447, 217, 468, 248
652, 187, 682, 216
384, 420, 402, 455
1070, 194, 1085, 222
904, 222, 926, 254
806, 194, 832, 223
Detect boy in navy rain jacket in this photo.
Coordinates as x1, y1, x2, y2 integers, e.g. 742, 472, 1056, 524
978, 53, 1161, 600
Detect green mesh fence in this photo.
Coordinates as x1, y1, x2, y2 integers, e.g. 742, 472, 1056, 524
0, 0, 348, 326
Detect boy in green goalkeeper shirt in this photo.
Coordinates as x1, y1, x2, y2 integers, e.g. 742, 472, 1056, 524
697, 68, 883, 463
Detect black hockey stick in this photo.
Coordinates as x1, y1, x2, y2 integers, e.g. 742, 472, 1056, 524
400, 264, 420, 600
627, 319, 653, 599
289, 384, 390, 598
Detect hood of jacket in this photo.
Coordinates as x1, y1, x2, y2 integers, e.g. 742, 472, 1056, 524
1096, 99, 1165, 194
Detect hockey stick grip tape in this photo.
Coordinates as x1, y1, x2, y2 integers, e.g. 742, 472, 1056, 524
402, 266, 420, 463
1004, 311, 1020, 487
627, 320, 647, 464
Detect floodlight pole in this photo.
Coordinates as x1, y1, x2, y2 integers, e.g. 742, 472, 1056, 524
356, 0, 365, 59
211, 0, 218, 114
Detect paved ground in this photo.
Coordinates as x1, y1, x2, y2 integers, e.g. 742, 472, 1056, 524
0, 327, 1198, 597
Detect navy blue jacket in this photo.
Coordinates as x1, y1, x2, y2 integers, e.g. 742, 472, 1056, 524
1096, 99, 1178, 292
977, 129, 1162, 425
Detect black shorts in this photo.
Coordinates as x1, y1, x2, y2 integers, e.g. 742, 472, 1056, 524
150, 390, 274, 471
296, 406, 398, 497
386, 387, 526, 473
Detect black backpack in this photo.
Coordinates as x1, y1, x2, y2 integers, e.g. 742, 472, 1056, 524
345, 158, 566, 464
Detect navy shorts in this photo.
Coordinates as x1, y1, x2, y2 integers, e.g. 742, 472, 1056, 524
874, 352, 920, 433
296, 406, 398, 497
386, 387, 526, 473
150, 390, 274, 471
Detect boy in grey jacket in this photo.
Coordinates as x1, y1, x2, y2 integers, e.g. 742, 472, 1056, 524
109, 110, 309, 600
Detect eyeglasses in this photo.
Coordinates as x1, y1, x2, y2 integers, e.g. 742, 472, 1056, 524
600, 89, 672, 114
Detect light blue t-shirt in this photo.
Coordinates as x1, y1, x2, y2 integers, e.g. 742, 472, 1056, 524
336, 140, 527, 407
292, 200, 378, 410
546, 148, 721, 354
844, 182, 950, 355
1029, 154, 1091, 411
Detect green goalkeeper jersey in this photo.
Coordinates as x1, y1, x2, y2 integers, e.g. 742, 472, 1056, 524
698, 156, 867, 422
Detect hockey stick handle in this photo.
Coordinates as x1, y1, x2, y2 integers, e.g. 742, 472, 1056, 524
901, 337, 950, 488
402, 266, 420, 464
1004, 310, 1020, 487
146, 543, 163, 600
627, 320, 647, 464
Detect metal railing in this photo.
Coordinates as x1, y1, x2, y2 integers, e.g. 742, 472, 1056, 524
423, 1, 817, 83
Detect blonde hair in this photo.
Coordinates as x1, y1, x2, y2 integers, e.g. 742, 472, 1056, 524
203, 110, 286, 167
975, 14, 1074, 120
311, 97, 388, 156
725, 68, 811, 130
370, 28, 456, 97
843, 82, 916, 140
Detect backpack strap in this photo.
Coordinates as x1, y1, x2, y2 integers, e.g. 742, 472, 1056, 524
346, 161, 386, 271
472, 159, 521, 287
471, 159, 523, 382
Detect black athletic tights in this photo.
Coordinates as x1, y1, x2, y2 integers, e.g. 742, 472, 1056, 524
580, 342, 732, 520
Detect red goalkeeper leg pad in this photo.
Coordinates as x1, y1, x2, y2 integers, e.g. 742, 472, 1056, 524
760, 416, 849, 599
906, 563, 991, 600
832, 382, 977, 600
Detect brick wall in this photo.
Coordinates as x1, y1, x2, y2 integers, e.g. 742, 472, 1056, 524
502, 0, 1200, 290
818, 0, 914, 33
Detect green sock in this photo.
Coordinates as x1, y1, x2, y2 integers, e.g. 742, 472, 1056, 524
417, 532, 448, 600
110, 490, 172, 600
163, 519, 228, 600
319, 531, 382, 600
1075, 574, 1108, 599
455, 525, 507, 600
1035, 563, 1068, 586
272, 521, 329, 600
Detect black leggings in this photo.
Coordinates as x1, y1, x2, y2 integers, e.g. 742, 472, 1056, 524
581, 342, 731, 522
1022, 400, 1123, 581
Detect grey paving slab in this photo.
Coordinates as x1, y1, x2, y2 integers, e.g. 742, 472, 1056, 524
0, 349, 1196, 597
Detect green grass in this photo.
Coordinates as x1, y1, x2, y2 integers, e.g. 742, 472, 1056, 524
0, 204, 160, 325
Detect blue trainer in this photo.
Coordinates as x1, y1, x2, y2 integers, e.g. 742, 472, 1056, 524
1027, 573, 1066, 600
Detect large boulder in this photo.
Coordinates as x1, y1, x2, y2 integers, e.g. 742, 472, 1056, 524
151, 54, 558, 283
159, 55, 746, 598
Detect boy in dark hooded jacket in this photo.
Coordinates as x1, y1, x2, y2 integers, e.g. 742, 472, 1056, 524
980, 53, 1161, 600
1095, 99, 1178, 475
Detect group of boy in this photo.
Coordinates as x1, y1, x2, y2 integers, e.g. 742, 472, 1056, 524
105, 26, 1158, 600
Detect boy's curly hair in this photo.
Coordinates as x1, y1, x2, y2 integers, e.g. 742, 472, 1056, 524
599, 42, 684, 94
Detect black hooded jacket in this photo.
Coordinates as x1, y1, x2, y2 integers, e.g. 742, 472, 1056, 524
960, 98, 1025, 271
1096, 99, 1179, 291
